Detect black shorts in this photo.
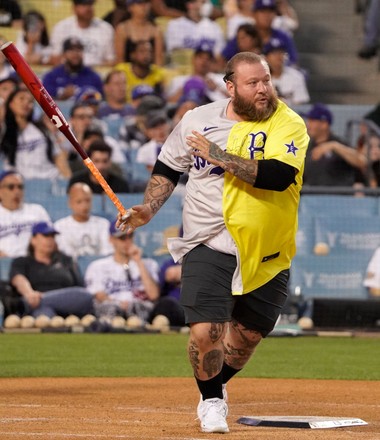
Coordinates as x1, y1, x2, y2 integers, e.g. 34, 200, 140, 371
180, 244, 289, 337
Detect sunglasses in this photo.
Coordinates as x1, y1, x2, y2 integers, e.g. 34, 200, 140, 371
0, 183, 24, 190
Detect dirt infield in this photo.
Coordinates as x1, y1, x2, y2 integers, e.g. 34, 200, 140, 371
0, 377, 379, 440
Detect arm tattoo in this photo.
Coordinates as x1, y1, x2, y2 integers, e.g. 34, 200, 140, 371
143, 175, 175, 215
203, 349, 224, 378
209, 142, 259, 186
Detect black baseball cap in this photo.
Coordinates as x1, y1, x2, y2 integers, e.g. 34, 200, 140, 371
63, 37, 84, 51
73, 0, 95, 5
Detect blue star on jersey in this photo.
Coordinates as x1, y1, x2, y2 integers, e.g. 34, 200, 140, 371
285, 140, 298, 156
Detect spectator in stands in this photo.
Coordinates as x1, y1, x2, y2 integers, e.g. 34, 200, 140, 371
0, 170, 51, 258
43, 37, 103, 101
130, 84, 157, 108
15, 10, 52, 65
363, 246, 380, 297
0, 88, 72, 180
136, 111, 171, 173
119, 94, 167, 151
357, 0, 380, 59
225, 0, 298, 41
85, 219, 184, 325
302, 104, 368, 187
115, 40, 166, 103
103, 0, 129, 28
355, 134, 380, 187
97, 70, 135, 119
69, 123, 127, 177
50, 0, 115, 67
252, 0, 298, 65
165, 44, 228, 105
84, 219, 159, 322
10, 221, 94, 318
219, 22, 262, 70
0, 76, 18, 126
152, 0, 223, 20
164, 0, 225, 59
54, 182, 112, 260
60, 102, 116, 167
114, 0, 165, 66
0, 45, 15, 82
0, 0, 22, 28
68, 139, 131, 194
263, 37, 309, 105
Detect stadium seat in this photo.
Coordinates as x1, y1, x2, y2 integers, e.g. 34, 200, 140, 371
77, 255, 102, 276
289, 253, 370, 300
0, 258, 12, 282
133, 208, 182, 258
24, 178, 53, 205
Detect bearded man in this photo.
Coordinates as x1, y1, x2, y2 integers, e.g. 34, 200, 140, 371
116, 52, 309, 434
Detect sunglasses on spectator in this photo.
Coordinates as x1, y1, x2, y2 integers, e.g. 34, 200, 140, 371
0, 183, 24, 190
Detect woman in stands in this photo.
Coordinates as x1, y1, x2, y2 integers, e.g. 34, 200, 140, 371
0, 88, 71, 180
114, 0, 164, 65
15, 10, 52, 65
10, 221, 94, 319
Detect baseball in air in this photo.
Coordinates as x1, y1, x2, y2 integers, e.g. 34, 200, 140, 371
313, 242, 330, 255
4, 314, 21, 329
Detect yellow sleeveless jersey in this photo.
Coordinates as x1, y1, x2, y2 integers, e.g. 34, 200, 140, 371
223, 100, 309, 295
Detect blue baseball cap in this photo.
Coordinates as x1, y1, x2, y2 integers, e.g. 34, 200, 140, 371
303, 103, 333, 125
32, 222, 59, 236
131, 84, 155, 100
263, 37, 287, 55
253, 0, 277, 11
0, 170, 20, 184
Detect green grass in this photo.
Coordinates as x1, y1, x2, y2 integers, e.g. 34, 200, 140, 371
0, 333, 378, 380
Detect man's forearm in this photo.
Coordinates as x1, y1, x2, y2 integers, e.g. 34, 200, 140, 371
209, 142, 259, 186
144, 175, 175, 215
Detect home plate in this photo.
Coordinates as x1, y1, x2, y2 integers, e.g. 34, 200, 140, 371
237, 416, 368, 429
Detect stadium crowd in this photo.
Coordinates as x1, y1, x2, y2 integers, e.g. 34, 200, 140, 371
0, 0, 380, 330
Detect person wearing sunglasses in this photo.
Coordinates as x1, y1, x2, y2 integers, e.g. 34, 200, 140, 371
0, 170, 51, 258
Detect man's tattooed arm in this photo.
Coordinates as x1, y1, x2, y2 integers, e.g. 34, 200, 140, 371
208, 142, 259, 186
143, 175, 175, 215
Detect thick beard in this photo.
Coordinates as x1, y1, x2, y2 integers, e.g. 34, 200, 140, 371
232, 88, 278, 122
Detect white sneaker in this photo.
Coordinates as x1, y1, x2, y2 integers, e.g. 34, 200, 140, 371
197, 397, 229, 433
197, 385, 228, 419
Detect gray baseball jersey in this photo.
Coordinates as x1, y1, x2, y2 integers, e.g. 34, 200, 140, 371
157, 99, 237, 263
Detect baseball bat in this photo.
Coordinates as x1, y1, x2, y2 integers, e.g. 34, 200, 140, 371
0, 41, 130, 220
